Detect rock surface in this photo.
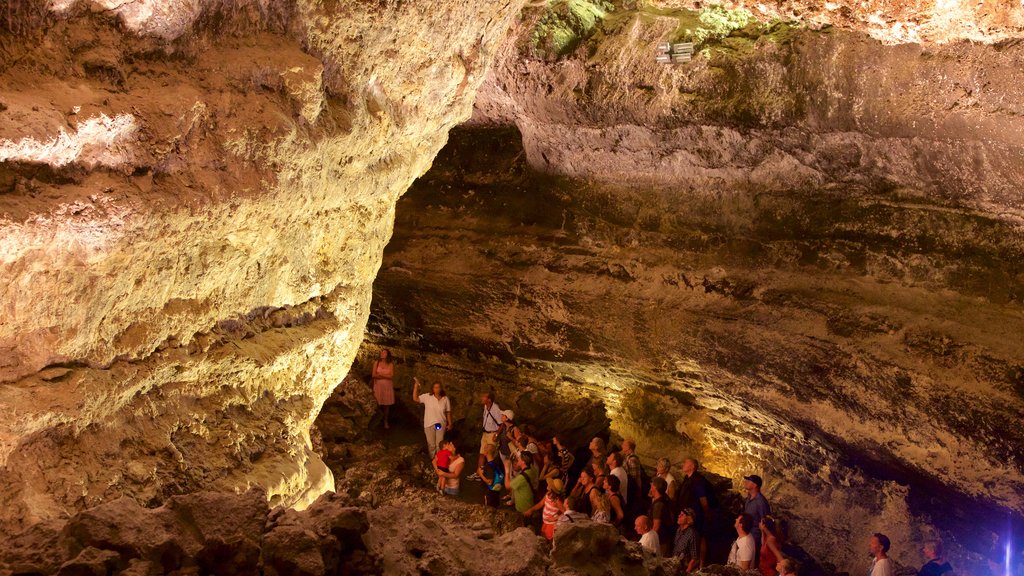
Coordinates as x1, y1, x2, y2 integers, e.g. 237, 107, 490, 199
0, 0, 524, 532
366, 126, 1024, 574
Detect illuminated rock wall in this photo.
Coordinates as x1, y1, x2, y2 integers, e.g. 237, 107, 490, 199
372, 3, 1024, 571
0, 0, 522, 533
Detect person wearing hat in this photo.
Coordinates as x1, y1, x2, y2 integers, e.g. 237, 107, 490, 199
526, 477, 566, 541
743, 474, 771, 567
673, 507, 700, 571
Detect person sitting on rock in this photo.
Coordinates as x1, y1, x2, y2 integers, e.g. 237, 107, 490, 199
435, 440, 465, 496
604, 474, 626, 529
673, 507, 699, 572
479, 444, 505, 508
918, 539, 953, 576
728, 513, 756, 570
636, 515, 660, 557
525, 477, 566, 542
869, 533, 894, 576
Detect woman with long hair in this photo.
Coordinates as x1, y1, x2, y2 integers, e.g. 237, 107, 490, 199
372, 349, 396, 429
759, 516, 787, 576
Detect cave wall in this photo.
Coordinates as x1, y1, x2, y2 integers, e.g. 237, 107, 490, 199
0, 0, 524, 533
365, 3, 1024, 571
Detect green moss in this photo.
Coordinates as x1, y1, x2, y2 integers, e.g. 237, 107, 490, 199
530, 0, 614, 60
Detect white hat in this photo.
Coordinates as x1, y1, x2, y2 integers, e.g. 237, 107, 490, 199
501, 409, 515, 421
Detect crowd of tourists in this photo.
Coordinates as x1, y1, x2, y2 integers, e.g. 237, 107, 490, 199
371, 349, 974, 576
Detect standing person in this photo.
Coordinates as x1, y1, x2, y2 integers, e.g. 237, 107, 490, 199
479, 444, 505, 507
918, 540, 953, 576
497, 410, 517, 491
507, 452, 538, 518
649, 477, 676, 557
525, 478, 566, 542
743, 474, 771, 565
468, 391, 503, 481
435, 440, 465, 496
587, 437, 607, 471
636, 515, 660, 557
622, 438, 649, 532
728, 514, 757, 570
605, 475, 626, 528
673, 508, 700, 572
550, 435, 575, 483
569, 468, 598, 517
679, 458, 715, 568
412, 377, 451, 458
869, 533, 895, 576
371, 349, 396, 429
607, 452, 629, 505
758, 516, 786, 576
656, 457, 678, 504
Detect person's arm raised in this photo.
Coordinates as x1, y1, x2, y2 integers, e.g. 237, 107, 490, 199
412, 377, 421, 403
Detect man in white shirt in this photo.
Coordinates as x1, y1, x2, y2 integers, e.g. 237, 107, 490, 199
606, 452, 629, 504
468, 391, 503, 480
636, 515, 660, 557
412, 377, 451, 458
869, 533, 894, 576
728, 513, 756, 569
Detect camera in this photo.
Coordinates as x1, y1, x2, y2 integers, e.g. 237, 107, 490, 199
434, 422, 443, 431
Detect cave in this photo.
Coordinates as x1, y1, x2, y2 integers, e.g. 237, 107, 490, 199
1, 0, 1023, 575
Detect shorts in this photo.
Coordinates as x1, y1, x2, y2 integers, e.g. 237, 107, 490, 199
444, 487, 460, 496
480, 431, 498, 454
541, 522, 555, 541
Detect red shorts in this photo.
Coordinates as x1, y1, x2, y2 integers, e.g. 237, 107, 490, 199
541, 522, 555, 541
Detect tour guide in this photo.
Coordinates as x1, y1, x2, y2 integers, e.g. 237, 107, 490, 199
412, 377, 452, 458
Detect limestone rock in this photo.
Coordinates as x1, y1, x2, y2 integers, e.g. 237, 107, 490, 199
0, 0, 527, 532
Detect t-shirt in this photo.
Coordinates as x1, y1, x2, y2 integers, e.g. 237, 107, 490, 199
610, 466, 628, 503
871, 558, 894, 576
418, 393, 451, 428
650, 498, 675, 542
639, 530, 661, 556
744, 493, 771, 538
542, 494, 562, 524
729, 534, 756, 566
435, 449, 451, 470
483, 402, 503, 432
510, 471, 534, 512
485, 458, 505, 491
919, 560, 954, 576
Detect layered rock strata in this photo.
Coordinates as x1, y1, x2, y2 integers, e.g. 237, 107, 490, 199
0, 0, 523, 533
367, 126, 1024, 573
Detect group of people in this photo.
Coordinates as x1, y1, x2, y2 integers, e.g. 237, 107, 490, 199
375, 350, 965, 576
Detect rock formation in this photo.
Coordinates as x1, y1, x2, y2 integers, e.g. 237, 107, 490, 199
0, 0, 525, 533
370, 33, 1024, 565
